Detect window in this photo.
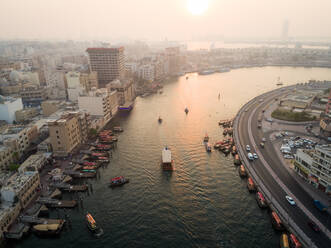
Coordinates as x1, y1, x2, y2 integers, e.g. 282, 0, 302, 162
58, 141, 61, 145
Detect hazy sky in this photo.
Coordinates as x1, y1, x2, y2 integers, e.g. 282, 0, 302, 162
1, 0, 331, 41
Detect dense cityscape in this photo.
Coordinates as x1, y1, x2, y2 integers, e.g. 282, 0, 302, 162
1, 1, 331, 248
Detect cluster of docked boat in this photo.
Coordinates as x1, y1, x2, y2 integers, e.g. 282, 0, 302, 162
213, 137, 235, 154
218, 119, 233, 128
231, 142, 302, 248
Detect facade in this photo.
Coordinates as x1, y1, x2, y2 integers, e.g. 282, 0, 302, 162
48, 113, 81, 156
78, 88, 113, 122
79, 71, 98, 91
18, 154, 47, 173
0, 203, 21, 239
86, 47, 125, 87
295, 145, 331, 194
20, 86, 47, 107
0, 146, 15, 170
41, 100, 61, 116
106, 79, 134, 106
1, 171, 40, 209
0, 96, 23, 124
138, 64, 155, 82
15, 108, 39, 123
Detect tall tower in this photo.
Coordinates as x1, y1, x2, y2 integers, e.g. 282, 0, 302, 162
282, 20, 289, 40
86, 47, 125, 87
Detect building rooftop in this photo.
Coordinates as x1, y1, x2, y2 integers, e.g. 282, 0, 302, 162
2, 171, 38, 195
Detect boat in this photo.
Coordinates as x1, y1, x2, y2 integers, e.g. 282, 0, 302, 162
110, 176, 129, 187
159, 90, 163, 94
185, 107, 189, 114
205, 143, 212, 152
233, 154, 241, 165
218, 68, 230, 73
186, 76, 189, 80
280, 233, 290, 248
247, 177, 256, 192
256, 192, 267, 208
198, 70, 214, 75
32, 220, 65, 237
289, 233, 302, 248
276, 76, 283, 86
86, 213, 104, 237
231, 146, 237, 155
161, 146, 174, 171
81, 169, 96, 173
270, 211, 285, 231
203, 134, 209, 142
158, 116, 162, 123
113, 126, 123, 132
239, 165, 247, 177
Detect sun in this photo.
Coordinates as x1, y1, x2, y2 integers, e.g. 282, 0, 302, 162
187, 0, 209, 15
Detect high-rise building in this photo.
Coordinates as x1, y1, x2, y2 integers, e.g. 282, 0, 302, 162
86, 47, 125, 87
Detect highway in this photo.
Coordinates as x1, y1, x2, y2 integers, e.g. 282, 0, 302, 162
235, 87, 331, 248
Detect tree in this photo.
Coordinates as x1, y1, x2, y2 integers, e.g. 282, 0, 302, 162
89, 128, 97, 137
9, 163, 20, 172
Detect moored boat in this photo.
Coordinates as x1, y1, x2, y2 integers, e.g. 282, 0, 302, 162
110, 176, 129, 187
158, 116, 162, 123
184, 107, 189, 114
113, 126, 123, 132
32, 220, 65, 237
231, 145, 237, 155
280, 233, 289, 248
289, 233, 302, 248
203, 134, 209, 142
239, 165, 247, 177
205, 143, 212, 152
161, 146, 174, 171
270, 211, 285, 231
86, 213, 103, 237
233, 154, 241, 165
256, 192, 267, 208
247, 177, 256, 192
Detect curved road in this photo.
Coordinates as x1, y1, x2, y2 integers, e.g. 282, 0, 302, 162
235, 87, 331, 248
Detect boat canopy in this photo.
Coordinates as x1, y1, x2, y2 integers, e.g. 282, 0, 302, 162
34, 224, 60, 231
162, 147, 172, 163
112, 176, 124, 182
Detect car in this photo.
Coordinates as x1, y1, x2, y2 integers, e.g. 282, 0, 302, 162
260, 142, 265, 148
246, 145, 250, 151
259, 99, 264, 102
253, 153, 258, 159
284, 154, 294, 159
266, 118, 273, 122
247, 152, 254, 161
285, 195, 296, 205
308, 221, 320, 233
262, 138, 266, 142
244, 109, 249, 112
257, 123, 262, 128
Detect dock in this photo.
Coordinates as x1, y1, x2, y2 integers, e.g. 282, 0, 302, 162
50, 182, 88, 192
37, 197, 77, 208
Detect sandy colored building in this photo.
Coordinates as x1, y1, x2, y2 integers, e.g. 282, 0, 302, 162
80, 71, 98, 91
41, 100, 61, 116
15, 108, 39, 123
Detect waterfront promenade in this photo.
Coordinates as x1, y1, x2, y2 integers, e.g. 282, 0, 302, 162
234, 86, 331, 248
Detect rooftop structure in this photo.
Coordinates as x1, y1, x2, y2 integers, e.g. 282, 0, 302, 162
0, 95, 23, 124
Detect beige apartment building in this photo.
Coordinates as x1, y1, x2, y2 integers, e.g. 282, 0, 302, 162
15, 108, 38, 123
86, 47, 125, 87
48, 111, 90, 156
41, 100, 62, 116
80, 71, 98, 91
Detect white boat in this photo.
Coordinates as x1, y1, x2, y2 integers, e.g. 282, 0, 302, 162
161, 147, 174, 171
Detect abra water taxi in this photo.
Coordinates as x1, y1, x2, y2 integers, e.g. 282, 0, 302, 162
270, 211, 285, 231
162, 146, 174, 171
110, 176, 129, 187
32, 220, 65, 237
205, 143, 212, 152
233, 154, 241, 165
184, 107, 189, 114
247, 177, 256, 192
256, 192, 267, 208
158, 116, 162, 123
239, 165, 247, 177
203, 134, 209, 142
86, 213, 103, 237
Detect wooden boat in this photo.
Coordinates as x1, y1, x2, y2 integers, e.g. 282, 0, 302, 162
239, 165, 247, 177
86, 213, 103, 237
247, 177, 256, 192
113, 126, 123, 132
110, 176, 129, 187
158, 116, 162, 123
231, 146, 237, 155
280, 233, 289, 248
161, 146, 174, 171
203, 134, 209, 142
233, 154, 241, 165
270, 211, 285, 231
289, 233, 302, 248
185, 107, 189, 114
206, 143, 212, 152
32, 220, 65, 237
256, 192, 267, 208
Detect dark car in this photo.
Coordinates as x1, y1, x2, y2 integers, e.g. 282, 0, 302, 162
308, 221, 320, 233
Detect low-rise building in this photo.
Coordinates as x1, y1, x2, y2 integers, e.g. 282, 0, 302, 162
106, 79, 135, 106
15, 108, 39, 123
0, 203, 21, 239
20, 86, 47, 107
18, 154, 47, 173
280, 94, 314, 109
0, 95, 23, 124
79, 71, 98, 91
1, 171, 40, 209
41, 100, 63, 117
295, 145, 331, 194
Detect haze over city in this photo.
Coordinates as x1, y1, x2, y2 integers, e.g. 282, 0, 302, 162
1, 0, 331, 41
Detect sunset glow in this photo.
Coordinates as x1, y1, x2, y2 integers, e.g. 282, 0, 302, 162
187, 0, 209, 15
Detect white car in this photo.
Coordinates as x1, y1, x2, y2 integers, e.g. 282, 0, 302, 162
285, 195, 296, 205
262, 138, 266, 142
246, 145, 251, 151
253, 153, 258, 159
247, 152, 254, 161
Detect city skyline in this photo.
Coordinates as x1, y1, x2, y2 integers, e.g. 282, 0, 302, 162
1, 0, 331, 41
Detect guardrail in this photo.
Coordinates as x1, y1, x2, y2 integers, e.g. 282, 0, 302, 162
233, 86, 318, 248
